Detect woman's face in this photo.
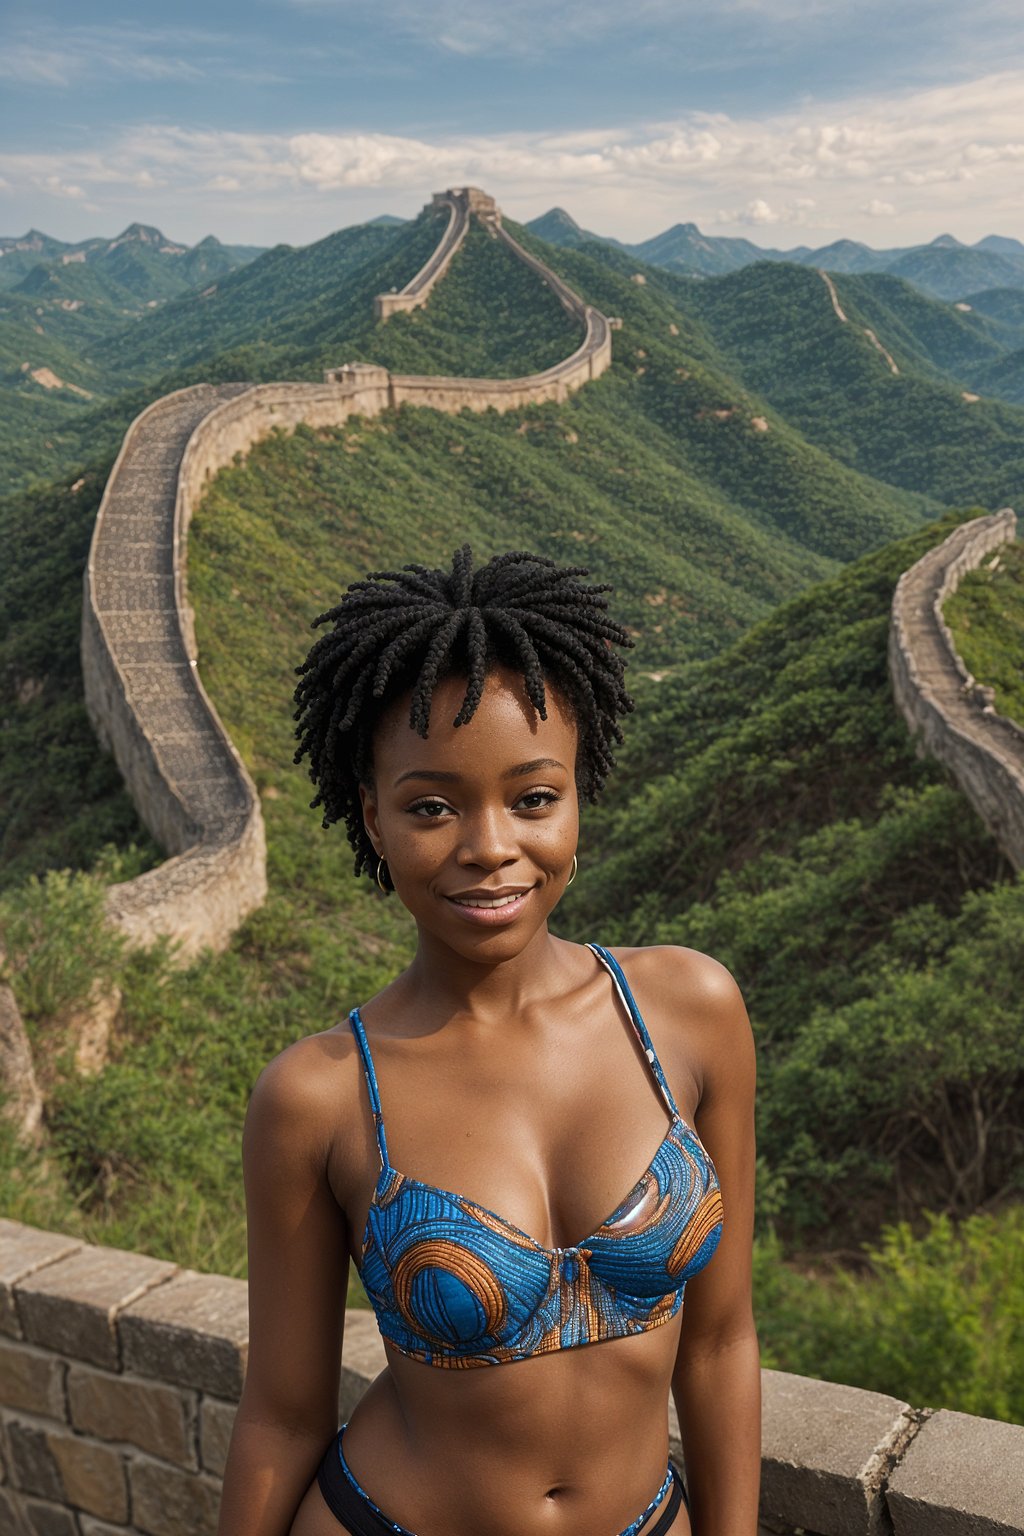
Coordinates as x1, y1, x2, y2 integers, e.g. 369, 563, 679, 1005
358, 663, 580, 957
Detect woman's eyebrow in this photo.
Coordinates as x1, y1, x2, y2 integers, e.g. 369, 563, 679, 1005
393, 758, 567, 787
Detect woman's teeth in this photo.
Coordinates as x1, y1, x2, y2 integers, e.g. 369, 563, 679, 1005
451, 892, 525, 908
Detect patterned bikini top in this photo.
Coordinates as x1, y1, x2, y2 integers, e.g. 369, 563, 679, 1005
349, 942, 724, 1368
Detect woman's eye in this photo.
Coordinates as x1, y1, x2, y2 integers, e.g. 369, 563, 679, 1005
518, 790, 560, 810
410, 800, 451, 818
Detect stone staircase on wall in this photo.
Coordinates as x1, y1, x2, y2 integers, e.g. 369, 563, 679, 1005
81, 383, 267, 962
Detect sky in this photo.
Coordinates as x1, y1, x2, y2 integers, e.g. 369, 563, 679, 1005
1, 0, 1023, 251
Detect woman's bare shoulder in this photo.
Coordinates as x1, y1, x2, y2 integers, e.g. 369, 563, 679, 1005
609, 943, 753, 1059
246, 1019, 366, 1161
609, 941, 741, 1003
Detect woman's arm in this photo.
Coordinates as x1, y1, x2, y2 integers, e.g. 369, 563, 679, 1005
218, 1041, 351, 1536
670, 952, 760, 1536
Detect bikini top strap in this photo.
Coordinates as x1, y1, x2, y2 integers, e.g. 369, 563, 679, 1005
347, 1008, 390, 1172
586, 943, 680, 1120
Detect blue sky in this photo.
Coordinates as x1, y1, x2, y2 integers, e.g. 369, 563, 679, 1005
2, 0, 1023, 248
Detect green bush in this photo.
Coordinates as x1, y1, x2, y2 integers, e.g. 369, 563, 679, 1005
0, 865, 127, 1022
756, 1205, 1024, 1422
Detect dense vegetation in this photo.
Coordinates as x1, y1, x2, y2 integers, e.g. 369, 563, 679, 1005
2, 202, 1023, 1421
945, 537, 1024, 724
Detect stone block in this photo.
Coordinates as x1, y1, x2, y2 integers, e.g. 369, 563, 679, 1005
155, 736, 235, 785
0, 1484, 28, 1536
105, 463, 175, 499
120, 1272, 248, 1398
22, 1497, 80, 1536
16, 1245, 177, 1371
129, 1456, 221, 1536
338, 1313, 386, 1417
5, 1420, 63, 1502
117, 441, 184, 472
46, 1432, 127, 1522
91, 573, 175, 615
886, 1408, 1024, 1536
0, 1224, 82, 1339
67, 1365, 195, 1468
97, 503, 167, 530
79, 1520, 131, 1536
131, 691, 219, 741
0, 1341, 68, 1419
198, 1397, 235, 1477
119, 664, 193, 704
760, 1368, 914, 1535
90, 541, 173, 579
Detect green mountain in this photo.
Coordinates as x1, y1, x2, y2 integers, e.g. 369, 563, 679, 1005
524, 213, 1024, 299
634, 222, 804, 275
667, 260, 1024, 506
885, 243, 1024, 302
0, 222, 264, 297
524, 207, 604, 248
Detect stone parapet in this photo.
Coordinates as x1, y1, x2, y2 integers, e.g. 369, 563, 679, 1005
3, 1220, 1023, 1536
888, 508, 1024, 870
81, 383, 267, 966
374, 190, 469, 321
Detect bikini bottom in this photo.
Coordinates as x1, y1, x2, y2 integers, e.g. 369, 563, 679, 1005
316, 1423, 689, 1536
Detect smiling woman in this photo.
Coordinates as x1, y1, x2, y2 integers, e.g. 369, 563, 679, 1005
216, 546, 761, 1536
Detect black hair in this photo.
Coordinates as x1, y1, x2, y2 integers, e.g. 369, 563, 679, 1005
292, 544, 635, 888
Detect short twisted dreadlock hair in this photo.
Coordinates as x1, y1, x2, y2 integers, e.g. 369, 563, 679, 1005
292, 544, 635, 887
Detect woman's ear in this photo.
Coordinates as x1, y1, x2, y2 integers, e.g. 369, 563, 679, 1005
358, 781, 382, 856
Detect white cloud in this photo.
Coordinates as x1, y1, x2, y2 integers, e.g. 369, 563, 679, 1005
3, 66, 1023, 244
0, 24, 294, 88
282, 0, 893, 58
738, 198, 779, 224
717, 196, 818, 226
39, 175, 87, 201
0, 41, 203, 86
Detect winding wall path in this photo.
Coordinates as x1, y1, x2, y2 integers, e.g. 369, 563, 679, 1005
888, 507, 1024, 869
373, 189, 470, 320
81, 187, 612, 962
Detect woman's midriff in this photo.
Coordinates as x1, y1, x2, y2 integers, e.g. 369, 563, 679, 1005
289, 1324, 692, 1536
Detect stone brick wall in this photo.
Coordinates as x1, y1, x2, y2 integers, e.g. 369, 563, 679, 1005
3, 1220, 1022, 1536
81, 383, 269, 966
374, 190, 469, 321
889, 508, 1024, 870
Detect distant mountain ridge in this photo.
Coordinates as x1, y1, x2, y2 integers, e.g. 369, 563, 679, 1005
0, 221, 266, 300
525, 210, 1024, 302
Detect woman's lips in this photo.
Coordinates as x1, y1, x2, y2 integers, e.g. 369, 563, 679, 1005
443, 888, 534, 925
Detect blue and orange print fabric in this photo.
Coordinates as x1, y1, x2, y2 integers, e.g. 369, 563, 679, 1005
349, 942, 724, 1368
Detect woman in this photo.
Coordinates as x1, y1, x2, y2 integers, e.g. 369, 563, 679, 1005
217, 546, 760, 1536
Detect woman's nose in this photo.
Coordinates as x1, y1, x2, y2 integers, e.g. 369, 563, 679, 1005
456, 808, 518, 868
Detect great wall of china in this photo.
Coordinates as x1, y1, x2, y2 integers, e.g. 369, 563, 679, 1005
888, 506, 1024, 870
2, 187, 1023, 1536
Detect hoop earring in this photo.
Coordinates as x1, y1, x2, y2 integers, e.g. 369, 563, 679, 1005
376, 856, 390, 894
566, 853, 578, 886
